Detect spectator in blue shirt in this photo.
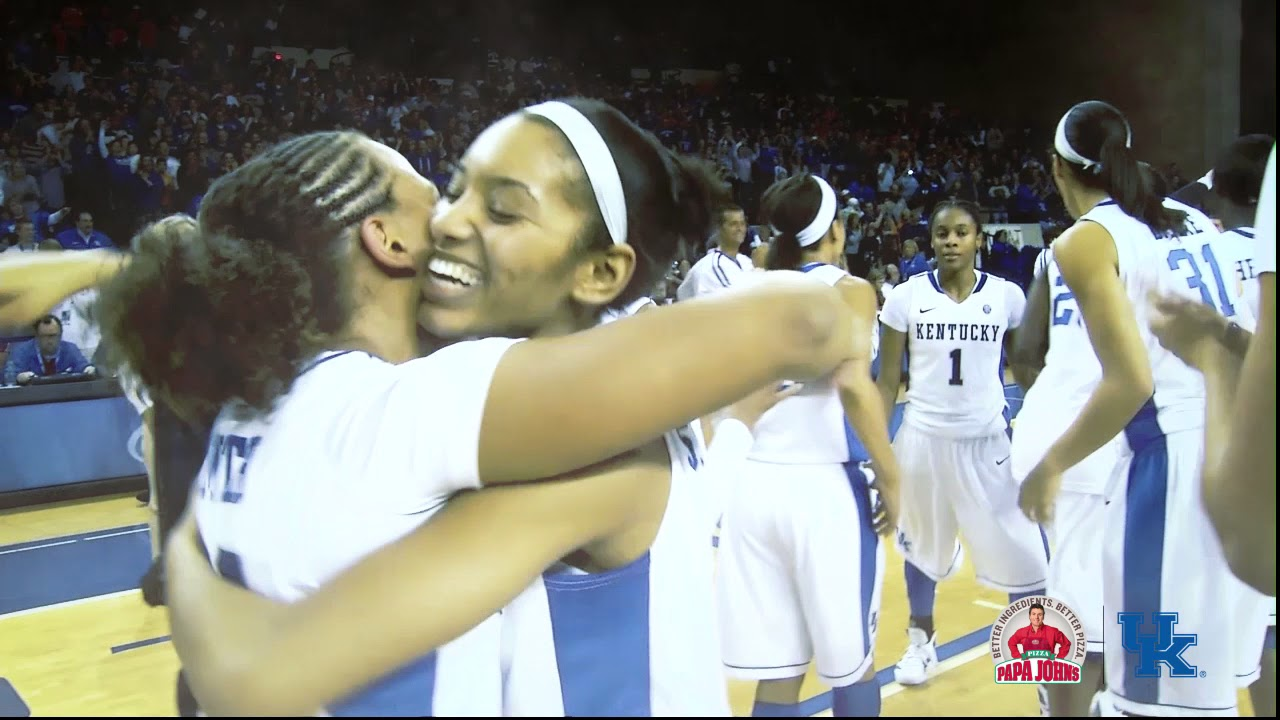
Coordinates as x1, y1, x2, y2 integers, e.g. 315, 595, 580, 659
900, 239, 931, 279
55, 212, 114, 250
2, 315, 94, 385
2, 219, 40, 253
1, 197, 68, 242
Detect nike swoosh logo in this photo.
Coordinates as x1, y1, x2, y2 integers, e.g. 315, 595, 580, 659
920, 308, 937, 314
996, 456, 1010, 465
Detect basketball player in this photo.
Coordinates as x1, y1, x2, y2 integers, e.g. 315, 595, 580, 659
715, 174, 900, 718
1203, 135, 1275, 321
677, 202, 754, 300
2, 108, 859, 717
873, 198, 1046, 690
1011, 236, 1123, 717
1019, 100, 1262, 717
1008, 159, 1204, 717
1147, 143, 1277, 716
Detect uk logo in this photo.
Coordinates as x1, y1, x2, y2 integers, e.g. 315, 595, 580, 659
1118, 612, 1200, 678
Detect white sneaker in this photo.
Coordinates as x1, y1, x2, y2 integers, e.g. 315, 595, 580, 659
1089, 690, 1117, 717
893, 627, 938, 686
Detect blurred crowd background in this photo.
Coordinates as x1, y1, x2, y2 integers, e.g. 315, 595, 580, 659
1, 0, 1274, 327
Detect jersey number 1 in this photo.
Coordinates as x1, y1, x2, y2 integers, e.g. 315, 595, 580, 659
949, 348, 963, 386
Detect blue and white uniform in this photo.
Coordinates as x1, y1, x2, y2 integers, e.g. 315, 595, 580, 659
1012, 245, 1122, 654
1087, 197, 1262, 717
1254, 148, 1277, 648
193, 338, 521, 716
717, 262, 885, 688
676, 248, 754, 300
882, 269, 1045, 591
498, 300, 729, 717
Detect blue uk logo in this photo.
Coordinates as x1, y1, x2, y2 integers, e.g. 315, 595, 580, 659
1118, 612, 1199, 678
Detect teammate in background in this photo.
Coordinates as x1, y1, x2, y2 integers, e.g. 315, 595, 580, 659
677, 203, 755, 300
875, 198, 1047, 691
54, 102, 858, 717
1021, 99, 1260, 717
1203, 134, 1274, 320
1148, 143, 1277, 716
1010, 236, 1120, 717
716, 174, 899, 718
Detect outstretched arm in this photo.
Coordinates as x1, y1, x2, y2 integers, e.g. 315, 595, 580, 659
0, 249, 126, 329
475, 271, 856, 483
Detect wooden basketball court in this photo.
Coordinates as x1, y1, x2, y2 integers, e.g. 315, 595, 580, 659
0, 493, 1259, 717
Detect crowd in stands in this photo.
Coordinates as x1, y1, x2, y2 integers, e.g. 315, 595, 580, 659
5, 1, 1186, 348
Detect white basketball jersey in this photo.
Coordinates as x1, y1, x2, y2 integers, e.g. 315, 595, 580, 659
1257, 147, 1277, 276
1077, 198, 1252, 438
677, 249, 754, 301
599, 296, 657, 324
1029, 238, 1104, 436
51, 287, 101, 358
1219, 226, 1261, 325
881, 270, 1024, 438
499, 422, 728, 717
748, 263, 853, 465
193, 338, 521, 716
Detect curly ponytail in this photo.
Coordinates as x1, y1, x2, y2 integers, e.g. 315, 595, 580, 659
96, 218, 314, 421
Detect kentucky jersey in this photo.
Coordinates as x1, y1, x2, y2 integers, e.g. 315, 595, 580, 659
880, 270, 1025, 438
193, 337, 521, 716
1219, 225, 1261, 324
499, 419, 728, 717
748, 263, 854, 465
1090, 198, 1257, 436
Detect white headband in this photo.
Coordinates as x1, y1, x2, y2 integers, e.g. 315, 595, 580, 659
526, 101, 629, 246
1053, 105, 1132, 174
796, 175, 838, 247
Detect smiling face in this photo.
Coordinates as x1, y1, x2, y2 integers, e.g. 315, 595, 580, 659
418, 114, 612, 340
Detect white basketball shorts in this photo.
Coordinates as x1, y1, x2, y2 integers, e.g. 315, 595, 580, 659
1104, 425, 1265, 717
717, 459, 884, 686
893, 422, 1048, 592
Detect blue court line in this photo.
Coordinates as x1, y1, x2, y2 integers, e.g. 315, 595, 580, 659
796, 624, 993, 716
99, 631, 997, 714
111, 635, 172, 655
0, 524, 152, 616
0, 677, 30, 717
0, 523, 147, 554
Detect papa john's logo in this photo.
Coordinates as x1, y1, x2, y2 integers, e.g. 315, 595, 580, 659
990, 596, 1088, 685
